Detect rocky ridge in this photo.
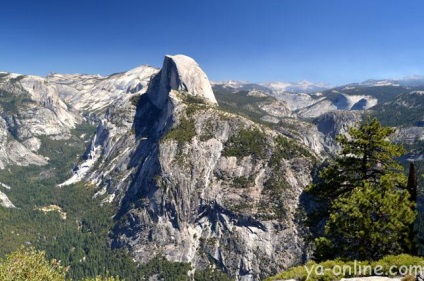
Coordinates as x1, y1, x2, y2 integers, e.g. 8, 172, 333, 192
60, 55, 318, 280
147, 55, 217, 108
0, 72, 82, 169
0, 72, 86, 208
0, 190, 15, 208
47, 65, 158, 114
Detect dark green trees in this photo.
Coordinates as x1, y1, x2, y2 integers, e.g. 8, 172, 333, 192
309, 118, 416, 261
407, 162, 418, 205
0, 246, 122, 281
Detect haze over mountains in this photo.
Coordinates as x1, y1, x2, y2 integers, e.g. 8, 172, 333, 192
0, 55, 424, 280
213, 75, 424, 119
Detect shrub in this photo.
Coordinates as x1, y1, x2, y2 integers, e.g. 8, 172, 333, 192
222, 128, 268, 159
371, 254, 424, 276
232, 176, 251, 188
271, 135, 314, 166
265, 254, 424, 281
163, 116, 196, 145
0, 246, 66, 281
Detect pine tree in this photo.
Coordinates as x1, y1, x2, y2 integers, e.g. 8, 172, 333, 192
407, 162, 418, 255
308, 118, 406, 201
407, 162, 418, 205
309, 118, 416, 261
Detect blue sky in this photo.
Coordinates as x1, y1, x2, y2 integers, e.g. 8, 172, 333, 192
1, 0, 423, 85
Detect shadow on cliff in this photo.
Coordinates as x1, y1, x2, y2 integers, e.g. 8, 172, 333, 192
297, 161, 331, 261
111, 87, 175, 245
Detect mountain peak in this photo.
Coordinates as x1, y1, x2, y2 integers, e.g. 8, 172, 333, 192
148, 54, 217, 107
260, 80, 332, 93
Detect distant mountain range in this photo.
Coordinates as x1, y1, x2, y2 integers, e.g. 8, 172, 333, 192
213, 75, 424, 94
211, 79, 331, 94
212, 76, 424, 120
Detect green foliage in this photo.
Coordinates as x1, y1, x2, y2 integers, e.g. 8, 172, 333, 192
232, 176, 251, 188
308, 117, 406, 201
213, 87, 280, 125
222, 129, 315, 218
0, 125, 96, 209
323, 178, 415, 260
222, 128, 267, 159
260, 176, 290, 219
265, 254, 424, 281
228, 200, 254, 214
0, 122, 139, 280
371, 106, 424, 127
271, 135, 316, 167
370, 91, 424, 127
183, 94, 209, 105
0, 180, 204, 280
371, 254, 424, 276
0, 181, 137, 280
265, 259, 357, 281
407, 162, 418, 204
199, 119, 216, 141
71, 123, 98, 141
413, 210, 424, 256
182, 96, 210, 118
194, 266, 234, 281
0, 246, 66, 281
42, 183, 137, 280
0, 77, 33, 113
259, 134, 315, 219
138, 256, 191, 281
0, 246, 124, 281
164, 116, 196, 145
266, 263, 308, 281
308, 118, 416, 261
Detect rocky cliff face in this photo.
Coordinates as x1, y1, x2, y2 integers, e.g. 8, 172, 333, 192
147, 54, 217, 108
0, 72, 86, 208
47, 65, 158, 114
268, 110, 362, 159
0, 188, 15, 208
0, 72, 82, 169
61, 55, 317, 280
314, 111, 363, 154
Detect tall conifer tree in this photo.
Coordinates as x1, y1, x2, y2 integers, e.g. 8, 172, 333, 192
310, 118, 416, 261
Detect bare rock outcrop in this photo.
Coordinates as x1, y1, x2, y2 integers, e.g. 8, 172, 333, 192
62, 55, 316, 280
147, 54, 218, 108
